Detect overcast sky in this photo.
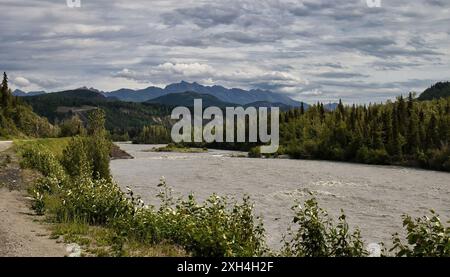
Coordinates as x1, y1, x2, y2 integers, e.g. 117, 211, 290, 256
1, 0, 449, 103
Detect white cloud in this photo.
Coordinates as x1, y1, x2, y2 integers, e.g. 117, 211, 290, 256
300, 89, 323, 96
44, 24, 124, 37
13, 76, 30, 87
156, 62, 216, 77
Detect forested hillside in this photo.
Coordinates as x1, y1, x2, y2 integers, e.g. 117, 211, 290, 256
22, 89, 172, 139
0, 72, 57, 138
280, 94, 450, 171
418, 82, 450, 101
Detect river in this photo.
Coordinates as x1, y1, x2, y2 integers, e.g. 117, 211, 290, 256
110, 143, 450, 249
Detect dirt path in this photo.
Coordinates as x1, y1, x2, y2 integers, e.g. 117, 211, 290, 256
0, 141, 12, 152
0, 141, 67, 257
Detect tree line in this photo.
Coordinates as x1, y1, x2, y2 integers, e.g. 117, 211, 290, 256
130, 92, 450, 172
279, 94, 450, 171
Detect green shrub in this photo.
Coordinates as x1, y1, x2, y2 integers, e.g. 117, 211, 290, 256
113, 179, 267, 257
368, 148, 390, 165
162, 193, 266, 257
61, 136, 93, 178
248, 146, 262, 158
281, 198, 367, 257
59, 115, 85, 137
57, 176, 133, 225
390, 211, 450, 257
30, 190, 45, 215
426, 144, 450, 171
20, 146, 66, 179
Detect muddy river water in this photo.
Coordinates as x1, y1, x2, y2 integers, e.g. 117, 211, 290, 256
111, 143, 450, 249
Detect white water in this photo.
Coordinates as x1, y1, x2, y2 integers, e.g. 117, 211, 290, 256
111, 143, 450, 249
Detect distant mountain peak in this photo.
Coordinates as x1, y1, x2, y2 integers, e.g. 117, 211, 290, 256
12, 89, 46, 97
76, 86, 103, 93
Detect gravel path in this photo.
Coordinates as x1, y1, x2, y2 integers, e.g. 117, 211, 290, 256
0, 141, 67, 257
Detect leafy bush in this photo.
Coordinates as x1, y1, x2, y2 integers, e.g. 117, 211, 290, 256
20, 146, 66, 179
426, 144, 450, 171
390, 211, 450, 257
59, 115, 85, 137
281, 198, 367, 257
30, 190, 45, 215
57, 176, 133, 225
112, 179, 267, 257
61, 136, 93, 178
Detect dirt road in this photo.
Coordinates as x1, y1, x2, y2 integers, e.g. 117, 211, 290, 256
0, 141, 67, 257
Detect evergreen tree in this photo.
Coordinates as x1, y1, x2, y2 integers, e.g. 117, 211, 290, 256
397, 96, 407, 135
426, 114, 439, 148
1, 72, 11, 108
391, 108, 403, 157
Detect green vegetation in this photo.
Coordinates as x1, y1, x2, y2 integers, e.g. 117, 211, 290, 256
148, 143, 207, 153
0, 72, 57, 138
391, 211, 449, 257
133, 125, 171, 144
279, 94, 450, 172
59, 115, 85, 137
14, 138, 71, 158
281, 198, 366, 257
248, 146, 262, 158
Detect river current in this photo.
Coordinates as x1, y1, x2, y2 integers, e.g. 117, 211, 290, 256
111, 143, 450, 249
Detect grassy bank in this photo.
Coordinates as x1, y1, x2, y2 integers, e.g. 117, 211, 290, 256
14, 138, 71, 158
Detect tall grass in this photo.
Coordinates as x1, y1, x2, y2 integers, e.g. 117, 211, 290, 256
14, 137, 71, 158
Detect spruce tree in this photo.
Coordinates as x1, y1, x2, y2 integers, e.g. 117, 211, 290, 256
1, 72, 10, 108
426, 114, 439, 148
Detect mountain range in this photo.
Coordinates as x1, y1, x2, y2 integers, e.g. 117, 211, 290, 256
14, 81, 304, 107
12, 89, 46, 97
147, 91, 235, 107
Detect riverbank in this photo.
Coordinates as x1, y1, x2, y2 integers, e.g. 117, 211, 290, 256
10, 138, 189, 257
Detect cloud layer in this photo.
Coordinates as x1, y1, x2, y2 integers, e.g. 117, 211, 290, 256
1, 0, 449, 103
